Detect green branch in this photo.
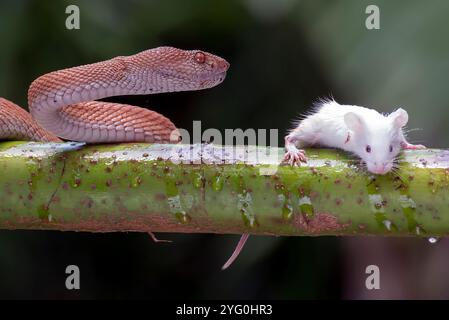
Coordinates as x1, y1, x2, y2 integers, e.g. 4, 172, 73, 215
0, 141, 447, 237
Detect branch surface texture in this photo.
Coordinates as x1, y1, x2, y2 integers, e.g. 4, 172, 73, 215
0, 141, 447, 237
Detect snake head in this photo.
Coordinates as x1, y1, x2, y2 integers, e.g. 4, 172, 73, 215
134, 46, 230, 93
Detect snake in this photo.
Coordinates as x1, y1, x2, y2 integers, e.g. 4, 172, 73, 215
0, 46, 229, 143
0, 46, 248, 269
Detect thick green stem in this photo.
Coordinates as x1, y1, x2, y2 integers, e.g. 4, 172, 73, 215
0, 141, 448, 237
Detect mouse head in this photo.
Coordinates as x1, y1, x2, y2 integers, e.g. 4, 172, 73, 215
344, 108, 408, 175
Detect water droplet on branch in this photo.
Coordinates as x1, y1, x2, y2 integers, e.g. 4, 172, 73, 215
427, 237, 439, 244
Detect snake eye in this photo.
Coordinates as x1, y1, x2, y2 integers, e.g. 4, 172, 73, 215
389, 145, 393, 152
366, 145, 371, 153
194, 52, 206, 64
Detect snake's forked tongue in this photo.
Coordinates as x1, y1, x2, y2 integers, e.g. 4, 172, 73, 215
221, 233, 250, 270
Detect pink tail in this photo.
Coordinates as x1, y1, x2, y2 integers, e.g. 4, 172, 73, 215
221, 233, 250, 270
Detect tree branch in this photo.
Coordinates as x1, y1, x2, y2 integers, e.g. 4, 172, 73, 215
0, 141, 447, 237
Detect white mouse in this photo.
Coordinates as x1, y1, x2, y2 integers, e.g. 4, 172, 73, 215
222, 99, 425, 270
284, 99, 425, 174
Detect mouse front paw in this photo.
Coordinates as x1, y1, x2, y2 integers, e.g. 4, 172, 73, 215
283, 149, 307, 166
401, 142, 426, 150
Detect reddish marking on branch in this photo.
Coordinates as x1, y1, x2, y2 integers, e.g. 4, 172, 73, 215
294, 212, 350, 234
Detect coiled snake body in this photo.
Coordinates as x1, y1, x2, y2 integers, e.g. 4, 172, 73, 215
0, 47, 229, 143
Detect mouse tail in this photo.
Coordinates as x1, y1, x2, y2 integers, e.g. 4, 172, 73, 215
221, 233, 250, 270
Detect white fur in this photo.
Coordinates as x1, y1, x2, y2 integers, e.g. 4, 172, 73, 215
285, 99, 411, 174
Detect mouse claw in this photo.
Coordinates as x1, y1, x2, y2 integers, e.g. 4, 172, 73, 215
283, 150, 307, 166
401, 142, 426, 150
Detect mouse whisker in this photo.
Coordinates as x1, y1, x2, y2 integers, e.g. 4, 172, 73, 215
391, 170, 405, 182
390, 165, 407, 182
403, 128, 423, 133
404, 138, 425, 143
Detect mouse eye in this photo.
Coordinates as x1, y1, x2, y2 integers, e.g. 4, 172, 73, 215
389, 145, 393, 152
194, 52, 206, 64
366, 145, 371, 153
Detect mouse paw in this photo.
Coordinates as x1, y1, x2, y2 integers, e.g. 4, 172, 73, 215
283, 149, 307, 166
401, 142, 426, 150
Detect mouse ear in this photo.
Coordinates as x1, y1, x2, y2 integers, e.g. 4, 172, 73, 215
390, 108, 408, 128
344, 112, 363, 132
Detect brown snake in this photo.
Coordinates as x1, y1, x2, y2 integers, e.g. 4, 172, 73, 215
0, 47, 248, 269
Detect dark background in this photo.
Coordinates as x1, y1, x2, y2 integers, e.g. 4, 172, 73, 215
0, 0, 448, 299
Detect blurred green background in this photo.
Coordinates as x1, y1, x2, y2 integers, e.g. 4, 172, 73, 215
1, 0, 449, 299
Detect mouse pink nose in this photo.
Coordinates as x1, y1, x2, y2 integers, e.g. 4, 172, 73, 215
372, 162, 389, 174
